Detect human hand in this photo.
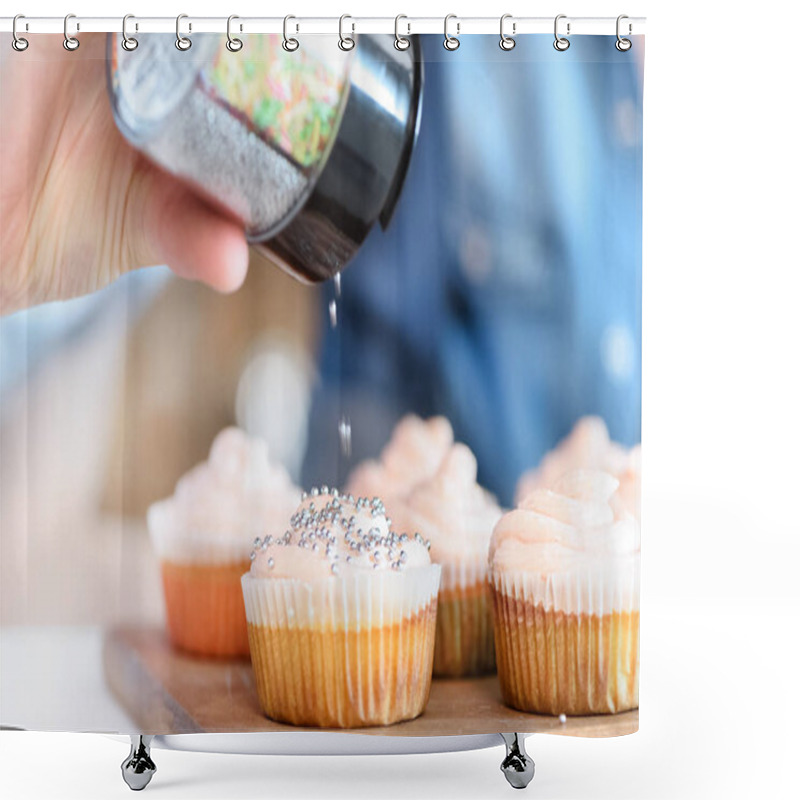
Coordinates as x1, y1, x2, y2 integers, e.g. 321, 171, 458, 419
0, 34, 250, 315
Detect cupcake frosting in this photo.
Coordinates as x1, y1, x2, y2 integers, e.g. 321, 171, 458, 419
148, 427, 301, 563
395, 444, 502, 565
612, 444, 641, 521
249, 489, 432, 580
515, 416, 640, 521
491, 469, 640, 613
346, 415, 454, 501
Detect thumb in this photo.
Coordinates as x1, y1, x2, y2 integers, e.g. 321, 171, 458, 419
125, 160, 251, 294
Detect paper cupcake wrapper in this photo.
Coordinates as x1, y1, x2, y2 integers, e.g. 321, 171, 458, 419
161, 560, 251, 657
491, 555, 640, 616
242, 566, 440, 727
433, 576, 495, 678
438, 560, 488, 593
491, 569, 639, 715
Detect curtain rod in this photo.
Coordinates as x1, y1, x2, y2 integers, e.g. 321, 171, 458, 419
0, 16, 646, 36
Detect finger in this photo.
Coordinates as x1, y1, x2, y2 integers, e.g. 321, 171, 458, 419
143, 173, 250, 294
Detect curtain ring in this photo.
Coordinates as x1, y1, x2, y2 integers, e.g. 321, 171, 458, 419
338, 15, 355, 51
63, 13, 80, 51
283, 15, 299, 51
394, 15, 410, 51
175, 14, 192, 50
616, 14, 632, 51
443, 14, 460, 51
227, 15, 243, 52
554, 14, 570, 51
12, 15, 29, 52
121, 14, 138, 51
499, 14, 516, 51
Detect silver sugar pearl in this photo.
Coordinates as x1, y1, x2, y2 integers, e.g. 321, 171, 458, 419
267, 557, 275, 569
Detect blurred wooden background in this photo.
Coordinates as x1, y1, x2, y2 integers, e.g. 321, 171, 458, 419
0, 254, 318, 625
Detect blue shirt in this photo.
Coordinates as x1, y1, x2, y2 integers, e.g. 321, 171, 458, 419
304, 35, 643, 506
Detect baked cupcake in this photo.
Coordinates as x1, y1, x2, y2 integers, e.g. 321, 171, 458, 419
396, 444, 501, 677
147, 427, 300, 657
515, 417, 641, 520
346, 415, 454, 519
490, 469, 640, 715
242, 489, 440, 728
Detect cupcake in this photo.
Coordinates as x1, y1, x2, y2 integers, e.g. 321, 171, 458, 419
242, 489, 441, 728
490, 469, 640, 715
395, 444, 501, 677
346, 415, 454, 519
515, 417, 641, 520
147, 427, 300, 657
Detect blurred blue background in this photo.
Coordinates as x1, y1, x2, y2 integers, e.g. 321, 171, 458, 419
305, 35, 643, 505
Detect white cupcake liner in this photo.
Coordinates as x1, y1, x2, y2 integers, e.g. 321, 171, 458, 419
438, 559, 489, 593
242, 566, 441, 727
491, 565, 640, 714
491, 554, 640, 617
241, 565, 441, 630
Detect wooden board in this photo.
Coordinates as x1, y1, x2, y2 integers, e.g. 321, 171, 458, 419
103, 627, 638, 738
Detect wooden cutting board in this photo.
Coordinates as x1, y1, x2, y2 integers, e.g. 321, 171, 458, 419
103, 627, 638, 738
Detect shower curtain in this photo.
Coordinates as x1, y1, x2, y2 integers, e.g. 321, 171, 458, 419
0, 24, 642, 745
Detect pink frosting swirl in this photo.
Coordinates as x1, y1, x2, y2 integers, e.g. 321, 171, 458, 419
515, 417, 640, 521
147, 427, 301, 556
346, 415, 454, 502
490, 469, 640, 575
393, 444, 502, 564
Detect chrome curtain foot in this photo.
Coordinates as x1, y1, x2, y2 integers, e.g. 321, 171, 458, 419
500, 733, 535, 789
121, 735, 156, 791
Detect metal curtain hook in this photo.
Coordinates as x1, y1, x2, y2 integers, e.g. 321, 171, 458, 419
12, 14, 29, 51
63, 13, 79, 51
394, 14, 410, 51
122, 14, 138, 51
554, 14, 570, 51
227, 14, 243, 52
499, 14, 516, 51
283, 15, 299, 51
444, 14, 460, 51
616, 14, 632, 51
176, 14, 192, 50
339, 14, 355, 51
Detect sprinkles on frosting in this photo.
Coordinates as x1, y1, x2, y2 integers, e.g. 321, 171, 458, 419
249, 487, 431, 576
